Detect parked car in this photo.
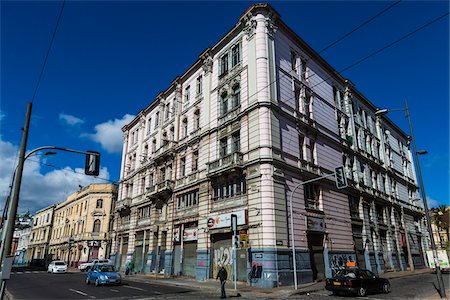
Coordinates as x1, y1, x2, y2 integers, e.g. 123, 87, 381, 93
78, 259, 112, 271
47, 261, 67, 274
325, 268, 390, 297
86, 264, 121, 287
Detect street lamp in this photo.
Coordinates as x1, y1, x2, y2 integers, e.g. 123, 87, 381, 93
375, 100, 446, 298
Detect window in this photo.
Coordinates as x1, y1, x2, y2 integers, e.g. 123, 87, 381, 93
298, 134, 304, 161
376, 205, 384, 223
180, 157, 186, 177
147, 117, 152, 134
300, 58, 307, 81
165, 103, 170, 120
141, 176, 146, 193
138, 205, 150, 219
231, 44, 240, 67
304, 184, 320, 210
232, 84, 240, 108
291, 50, 298, 72
185, 86, 190, 104
182, 118, 188, 138
220, 53, 228, 76
194, 110, 200, 130
93, 219, 101, 233
220, 137, 228, 157
213, 176, 246, 201
162, 131, 168, 146
96, 199, 103, 209
192, 151, 198, 172
152, 139, 157, 153
155, 112, 159, 129
309, 140, 315, 165
304, 91, 311, 118
176, 189, 199, 210
232, 132, 240, 153
196, 75, 203, 95
220, 92, 228, 116
46, 213, 50, 223
349, 195, 360, 218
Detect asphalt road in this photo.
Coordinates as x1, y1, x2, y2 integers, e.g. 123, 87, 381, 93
300, 272, 449, 299
6, 271, 196, 299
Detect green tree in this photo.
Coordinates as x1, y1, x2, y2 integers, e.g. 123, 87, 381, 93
432, 205, 449, 250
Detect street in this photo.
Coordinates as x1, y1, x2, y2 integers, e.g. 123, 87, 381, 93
5, 270, 449, 299
5, 271, 198, 299
296, 272, 449, 300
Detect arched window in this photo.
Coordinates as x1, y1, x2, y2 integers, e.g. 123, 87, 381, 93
96, 199, 103, 209
93, 219, 101, 233
220, 91, 228, 116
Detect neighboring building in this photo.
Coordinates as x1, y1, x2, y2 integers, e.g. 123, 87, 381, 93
48, 184, 117, 267
13, 213, 33, 265
111, 3, 427, 288
14, 227, 32, 265
430, 206, 449, 251
27, 204, 56, 261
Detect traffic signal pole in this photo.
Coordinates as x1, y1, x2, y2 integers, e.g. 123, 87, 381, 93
0, 102, 32, 299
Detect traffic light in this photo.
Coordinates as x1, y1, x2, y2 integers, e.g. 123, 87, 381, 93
233, 235, 240, 249
334, 166, 347, 189
85, 151, 100, 176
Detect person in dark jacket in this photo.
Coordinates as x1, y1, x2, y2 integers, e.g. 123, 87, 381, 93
216, 265, 228, 298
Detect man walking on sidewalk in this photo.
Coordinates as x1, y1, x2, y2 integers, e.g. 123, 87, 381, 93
216, 265, 228, 298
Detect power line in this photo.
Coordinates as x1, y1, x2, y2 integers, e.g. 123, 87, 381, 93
338, 11, 450, 74
31, 0, 66, 104
318, 0, 402, 54
27, 158, 117, 184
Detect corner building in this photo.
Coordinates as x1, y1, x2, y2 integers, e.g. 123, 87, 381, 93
49, 184, 117, 266
112, 3, 428, 288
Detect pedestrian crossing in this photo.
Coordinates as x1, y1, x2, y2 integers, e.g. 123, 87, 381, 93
11, 271, 45, 275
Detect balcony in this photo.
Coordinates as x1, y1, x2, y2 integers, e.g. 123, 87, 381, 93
218, 106, 241, 126
146, 180, 174, 199
115, 197, 131, 212
153, 141, 177, 162
207, 152, 243, 177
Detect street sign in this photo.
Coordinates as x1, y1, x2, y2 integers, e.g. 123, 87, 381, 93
334, 166, 348, 189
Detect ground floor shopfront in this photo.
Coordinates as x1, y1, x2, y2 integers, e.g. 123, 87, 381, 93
48, 239, 108, 267
110, 207, 429, 289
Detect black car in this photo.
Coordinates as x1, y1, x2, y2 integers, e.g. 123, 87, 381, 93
325, 268, 390, 297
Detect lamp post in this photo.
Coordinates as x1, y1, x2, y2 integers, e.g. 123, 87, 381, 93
375, 99, 446, 298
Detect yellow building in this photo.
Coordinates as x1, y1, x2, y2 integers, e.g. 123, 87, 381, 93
48, 183, 117, 267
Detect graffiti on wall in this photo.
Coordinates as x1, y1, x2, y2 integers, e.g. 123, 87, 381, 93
329, 253, 357, 277
213, 246, 233, 279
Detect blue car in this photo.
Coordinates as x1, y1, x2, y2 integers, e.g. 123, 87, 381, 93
86, 264, 121, 287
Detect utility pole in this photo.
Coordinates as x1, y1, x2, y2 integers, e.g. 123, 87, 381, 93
0, 102, 32, 298
405, 100, 446, 298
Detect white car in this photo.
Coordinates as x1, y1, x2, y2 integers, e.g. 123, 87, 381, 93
47, 261, 67, 274
78, 259, 112, 272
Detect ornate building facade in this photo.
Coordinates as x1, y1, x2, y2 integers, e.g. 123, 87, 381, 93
27, 204, 55, 261
111, 3, 428, 288
48, 184, 117, 267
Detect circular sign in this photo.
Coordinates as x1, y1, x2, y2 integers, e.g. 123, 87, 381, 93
207, 217, 215, 228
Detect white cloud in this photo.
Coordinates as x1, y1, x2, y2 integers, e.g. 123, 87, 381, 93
0, 137, 111, 214
85, 114, 135, 154
59, 113, 85, 126
426, 196, 441, 209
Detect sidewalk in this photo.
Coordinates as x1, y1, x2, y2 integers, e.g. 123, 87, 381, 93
126, 268, 436, 299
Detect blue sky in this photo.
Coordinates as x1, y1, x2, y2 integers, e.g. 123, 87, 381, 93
1, 1, 448, 214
